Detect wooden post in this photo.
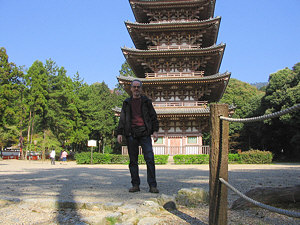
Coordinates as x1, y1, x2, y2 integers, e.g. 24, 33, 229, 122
209, 104, 229, 225
91, 147, 93, 165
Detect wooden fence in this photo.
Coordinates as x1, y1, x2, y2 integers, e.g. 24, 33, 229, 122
122, 145, 210, 156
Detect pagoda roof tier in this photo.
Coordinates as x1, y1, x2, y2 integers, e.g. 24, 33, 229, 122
117, 72, 230, 102
155, 104, 235, 116
125, 17, 221, 49
113, 106, 209, 116
129, 0, 216, 23
156, 107, 209, 115
118, 72, 230, 83
122, 43, 225, 77
113, 105, 234, 117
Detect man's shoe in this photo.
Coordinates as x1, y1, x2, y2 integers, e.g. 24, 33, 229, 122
129, 186, 140, 193
149, 186, 159, 193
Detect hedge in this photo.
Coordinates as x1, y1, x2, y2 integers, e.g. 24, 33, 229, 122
239, 150, 273, 164
75, 152, 168, 165
228, 153, 241, 164
173, 154, 209, 164
75, 150, 272, 165
173, 150, 272, 164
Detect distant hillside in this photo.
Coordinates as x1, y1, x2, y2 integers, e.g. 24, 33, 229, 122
250, 82, 268, 89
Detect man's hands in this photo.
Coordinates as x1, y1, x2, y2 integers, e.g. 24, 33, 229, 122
117, 134, 123, 144
153, 131, 158, 142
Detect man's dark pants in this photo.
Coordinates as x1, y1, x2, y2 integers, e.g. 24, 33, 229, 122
126, 135, 157, 188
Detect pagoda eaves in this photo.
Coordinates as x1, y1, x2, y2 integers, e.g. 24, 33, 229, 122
117, 72, 230, 102
130, 0, 216, 23
118, 72, 230, 83
122, 43, 225, 78
125, 17, 221, 49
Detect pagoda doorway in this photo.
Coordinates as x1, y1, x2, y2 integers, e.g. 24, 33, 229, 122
168, 137, 182, 155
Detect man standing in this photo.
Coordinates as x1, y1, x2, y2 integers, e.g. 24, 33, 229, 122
117, 79, 159, 193
50, 149, 56, 165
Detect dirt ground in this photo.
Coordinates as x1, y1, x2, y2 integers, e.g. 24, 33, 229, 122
0, 160, 300, 224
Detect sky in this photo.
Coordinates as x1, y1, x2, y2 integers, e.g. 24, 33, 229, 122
1, 0, 299, 89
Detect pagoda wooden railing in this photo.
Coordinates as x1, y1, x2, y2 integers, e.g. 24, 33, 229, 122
149, 19, 199, 24
152, 101, 207, 107
148, 45, 199, 50
122, 145, 210, 156
145, 71, 204, 78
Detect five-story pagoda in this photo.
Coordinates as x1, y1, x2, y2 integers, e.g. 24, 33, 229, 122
116, 0, 231, 155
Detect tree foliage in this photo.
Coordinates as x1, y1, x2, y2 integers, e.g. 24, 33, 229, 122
256, 64, 300, 159
220, 78, 264, 149
1, 47, 299, 161
0, 47, 24, 149
0, 48, 129, 155
220, 63, 300, 161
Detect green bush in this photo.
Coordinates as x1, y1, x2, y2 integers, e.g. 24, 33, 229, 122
138, 154, 169, 165
92, 153, 112, 164
75, 152, 168, 165
173, 155, 209, 164
75, 151, 273, 165
103, 146, 113, 154
239, 150, 273, 164
155, 155, 169, 165
110, 154, 129, 164
173, 152, 270, 164
75, 152, 91, 164
75, 153, 114, 164
228, 153, 241, 164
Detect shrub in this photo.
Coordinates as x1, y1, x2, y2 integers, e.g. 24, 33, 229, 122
75, 151, 273, 165
228, 153, 241, 164
138, 155, 169, 165
173, 155, 209, 164
173, 151, 272, 164
92, 153, 112, 164
110, 154, 129, 164
239, 150, 273, 164
103, 146, 113, 154
75, 152, 168, 165
155, 155, 169, 165
75, 152, 91, 164
75, 153, 113, 164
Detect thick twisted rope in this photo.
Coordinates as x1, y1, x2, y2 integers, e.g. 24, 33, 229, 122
219, 178, 300, 218
220, 103, 300, 123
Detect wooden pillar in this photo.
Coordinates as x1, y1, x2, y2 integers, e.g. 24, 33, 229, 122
209, 104, 229, 225
90, 147, 93, 165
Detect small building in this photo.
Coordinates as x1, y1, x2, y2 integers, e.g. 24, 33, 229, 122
1, 148, 42, 160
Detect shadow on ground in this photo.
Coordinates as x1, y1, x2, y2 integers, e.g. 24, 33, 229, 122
0, 161, 300, 224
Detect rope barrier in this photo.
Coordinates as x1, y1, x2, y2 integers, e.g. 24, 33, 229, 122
212, 103, 300, 221
220, 103, 300, 123
219, 178, 300, 218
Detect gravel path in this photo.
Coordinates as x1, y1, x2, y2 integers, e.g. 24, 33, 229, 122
0, 160, 300, 224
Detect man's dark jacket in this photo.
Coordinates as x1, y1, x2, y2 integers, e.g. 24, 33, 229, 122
117, 95, 159, 137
